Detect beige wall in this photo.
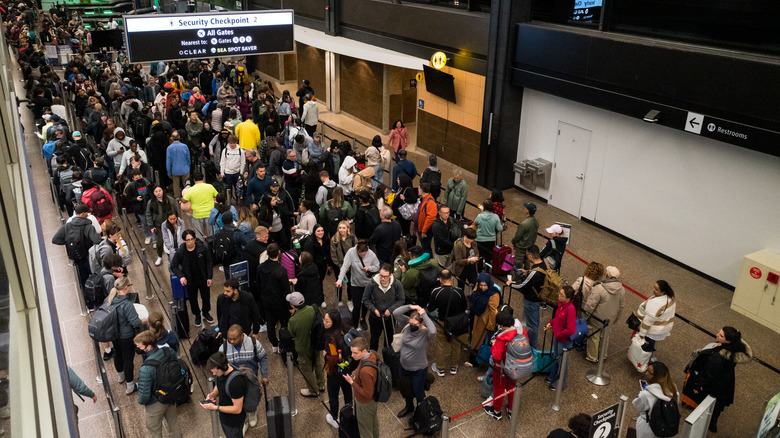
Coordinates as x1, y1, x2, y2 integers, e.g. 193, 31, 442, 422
417, 66, 485, 133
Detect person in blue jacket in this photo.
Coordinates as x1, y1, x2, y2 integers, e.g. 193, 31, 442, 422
165, 131, 191, 198
391, 149, 418, 191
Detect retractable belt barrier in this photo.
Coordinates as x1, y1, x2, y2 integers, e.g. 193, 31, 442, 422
449, 386, 517, 421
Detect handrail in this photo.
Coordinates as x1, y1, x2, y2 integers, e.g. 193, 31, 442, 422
93, 340, 126, 438
319, 120, 370, 154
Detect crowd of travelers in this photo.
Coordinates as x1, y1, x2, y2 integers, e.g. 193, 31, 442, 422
4, 3, 757, 437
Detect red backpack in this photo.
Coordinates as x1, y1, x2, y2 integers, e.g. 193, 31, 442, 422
90, 188, 113, 218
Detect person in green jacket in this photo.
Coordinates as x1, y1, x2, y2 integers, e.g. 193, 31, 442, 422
67, 366, 96, 421
134, 330, 183, 438
287, 292, 325, 397
399, 246, 442, 305
511, 202, 539, 270
474, 200, 504, 260
444, 170, 468, 220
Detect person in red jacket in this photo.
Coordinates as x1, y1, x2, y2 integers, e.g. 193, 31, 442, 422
416, 182, 438, 256
81, 178, 115, 222
483, 311, 519, 421
546, 286, 580, 391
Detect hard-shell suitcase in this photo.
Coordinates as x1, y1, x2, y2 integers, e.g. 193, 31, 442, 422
338, 302, 353, 329
169, 299, 190, 340
491, 245, 513, 276
339, 402, 360, 438
532, 326, 556, 373
264, 383, 292, 438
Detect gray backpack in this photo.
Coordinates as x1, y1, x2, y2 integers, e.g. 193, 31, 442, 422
88, 303, 119, 342
225, 365, 261, 412
502, 330, 533, 380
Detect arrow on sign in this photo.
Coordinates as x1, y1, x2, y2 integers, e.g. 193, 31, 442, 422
684, 112, 704, 135
689, 118, 700, 129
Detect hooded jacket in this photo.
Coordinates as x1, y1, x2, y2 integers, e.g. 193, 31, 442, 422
632, 383, 675, 438
256, 259, 289, 310
338, 156, 357, 195
362, 273, 405, 315
695, 342, 753, 406
315, 179, 337, 206
106, 127, 132, 161
401, 253, 441, 302
582, 278, 625, 325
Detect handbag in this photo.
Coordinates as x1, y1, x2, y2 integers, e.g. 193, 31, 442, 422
570, 317, 589, 345
399, 198, 420, 220
627, 334, 652, 372
626, 313, 641, 331
443, 292, 469, 337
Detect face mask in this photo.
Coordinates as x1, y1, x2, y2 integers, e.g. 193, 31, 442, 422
135, 347, 146, 355
410, 325, 420, 333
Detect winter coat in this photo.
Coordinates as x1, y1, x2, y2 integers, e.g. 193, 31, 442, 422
145, 195, 179, 232
582, 278, 625, 326
170, 240, 214, 282
296, 263, 322, 306
363, 274, 405, 315
550, 300, 576, 343
256, 259, 289, 311
431, 216, 461, 256
693, 342, 752, 406
635, 295, 676, 341
400, 253, 441, 303
161, 219, 185, 255
111, 294, 142, 340
137, 346, 167, 406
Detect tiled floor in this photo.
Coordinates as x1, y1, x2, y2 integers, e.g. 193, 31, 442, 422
22, 70, 780, 437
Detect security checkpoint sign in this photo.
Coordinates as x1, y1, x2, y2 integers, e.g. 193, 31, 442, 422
123, 10, 294, 63
589, 403, 619, 438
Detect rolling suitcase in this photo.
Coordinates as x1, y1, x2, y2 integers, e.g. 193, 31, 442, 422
339, 402, 361, 438
491, 245, 513, 276
380, 317, 401, 387
532, 326, 556, 373
169, 299, 190, 340
264, 383, 292, 438
337, 302, 353, 329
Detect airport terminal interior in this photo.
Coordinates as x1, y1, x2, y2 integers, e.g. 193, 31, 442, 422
1, 0, 779, 437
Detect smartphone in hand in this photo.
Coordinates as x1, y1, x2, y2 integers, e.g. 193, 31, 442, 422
200, 400, 214, 405
639, 380, 648, 391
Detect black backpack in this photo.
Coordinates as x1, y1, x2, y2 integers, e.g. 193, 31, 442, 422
647, 397, 680, 437
325, 204, 344, 237
88, 302, 120, 342
416, 263, 442, 307
310, 306, 325, 356
145, 347, 192, 405
189, 328, 221, 365
213, 228, 236, 263
64, 222, 90, 261
83, 273, 106, 305
361, 355, 393, 403
409, 396, 443, 436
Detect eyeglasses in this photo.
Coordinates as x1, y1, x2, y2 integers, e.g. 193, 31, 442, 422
379, 274, 391, 279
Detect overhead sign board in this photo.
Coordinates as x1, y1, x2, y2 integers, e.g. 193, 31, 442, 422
123, 10, 294, 63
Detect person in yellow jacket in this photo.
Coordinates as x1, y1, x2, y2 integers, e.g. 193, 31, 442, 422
234, 115, 261, 151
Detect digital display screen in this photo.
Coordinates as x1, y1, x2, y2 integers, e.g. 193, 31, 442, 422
123, 10, 294, 63
571, 0, 602, 24
422, 65, 456, 104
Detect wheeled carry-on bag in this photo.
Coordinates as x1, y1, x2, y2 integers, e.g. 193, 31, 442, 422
264, 382, 292, 438
532, 325, 557, 373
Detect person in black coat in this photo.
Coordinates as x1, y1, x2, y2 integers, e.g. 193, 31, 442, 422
216, 278, 262, 337
293, 251, 322, 308
255, 243, 291, 351
369, 206, 402, 265
303, 224, 331, 293
170, 230, 214, 327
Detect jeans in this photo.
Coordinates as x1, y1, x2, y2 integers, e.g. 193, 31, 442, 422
419, 234, 433, 257
327, 373, 352, 418
523, 299, 541, 349
401, 367, 427, 404
372, 165, 383, 187
113, 337, 136, 383
548, 338, 573, 389
145, 401, 182, 438
187, 279, 211, 316
368, 313, 394, 351
223, 173, 239, 193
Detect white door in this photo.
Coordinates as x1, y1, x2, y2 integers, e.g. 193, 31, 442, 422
549, 122, 592, 217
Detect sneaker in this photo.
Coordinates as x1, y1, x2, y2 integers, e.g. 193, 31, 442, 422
145, 237, 152, 245
117, 371, 125, 383
431, 363, 445, 377
259, 324, 268, 333
549, 383, 557, 391
247, 410, 258, 427
484, 395, 493, 404
321, 301, 327, 309
347, 301, 354, 311
194, 314, 202, 327
272, 346, 279, 353
450, 367, 458, 375
585, 356, 599, 363
153, 243, 157, 249
126, 382, 137, 395
242, 421, 249, 435
203, 313, 215, 324
103, 349, 114, 361
155, 256, 162, 266
483, 405, 502, 420
300, 388, 317, 397
326, 413, 339, 429
464, 361, 474, 367
507, 411, 512, 421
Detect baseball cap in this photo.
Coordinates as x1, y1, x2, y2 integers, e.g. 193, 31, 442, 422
270, 180, 280, 187
72, 131, 82, 138
286, 292, 304, 307
546, 224, 563, 234
523, 202, 537, 214
606, 266, 620, 278
123, 77, 130, 83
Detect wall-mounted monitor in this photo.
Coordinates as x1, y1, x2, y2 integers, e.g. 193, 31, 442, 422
422, 64, 456, 104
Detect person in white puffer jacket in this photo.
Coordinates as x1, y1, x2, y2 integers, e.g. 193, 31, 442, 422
219, 135, 246, 193
634, 280, 676, 353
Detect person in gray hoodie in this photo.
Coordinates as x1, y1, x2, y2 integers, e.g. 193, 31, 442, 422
632, 362, 678, 438
581, 266, 625, 362
335, 241, 380, 330
362, 264, 406, 351
106, 276, 142, 395
392, 304, 437, 418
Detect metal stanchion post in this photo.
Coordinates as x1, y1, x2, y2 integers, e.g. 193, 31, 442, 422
441, 416, 450, 438
551, 349, 570, 411
508, 381, 522, 436
615, 395, 629, 438
141, 247, 154, 300
70, 262, 89, 316
586, 321, 612, 386
208, 377, 220, 438
286, 352, 298, 416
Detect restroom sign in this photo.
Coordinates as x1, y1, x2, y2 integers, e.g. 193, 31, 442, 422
430, 51, 447, 70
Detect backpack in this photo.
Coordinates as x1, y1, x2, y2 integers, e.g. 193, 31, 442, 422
416, 263, 442, 307
310, 305, 326, 355
88, 242, 104, 274
88, 302, 120, 342
531, 266, 565, 306
83, 272, 106, 305
58, 167, 74, 195
362, 354, 393, 402
409, 396, 443, 436
502, 331, 533, 380
145, 347, 192, 405
301, 147, 310, 167
89, 188, 113, 218
64, 222, 90, 261
544, 240, 563, 271
225, 362, 261, 413
325, 204, 344, 237
279, 327, 297, 365
324, 184, 336, 202
213, 227, 236, 262
189, 328, 221, 365
647, 397, 680, 437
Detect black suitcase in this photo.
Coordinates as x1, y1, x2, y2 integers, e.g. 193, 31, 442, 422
339, 402, 361, 438
169, 299, 190, 340
381, 318, 401, 387
265, 385, 292, 438
338, 302, 353, 329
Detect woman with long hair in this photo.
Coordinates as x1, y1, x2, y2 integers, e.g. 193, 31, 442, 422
388, 119, 409, 161
682, 326, 752, 433
161, 211, 185, 263
304, 224, 331, 307
146, 310, 179, 354
632, 362, 679, 438
146, 185, 178, 266
330, 220, 356, 307
390, 238, 411, 281
294, 251, 322, 307
236, 205, 259, 242
105, 277, 142, 395
321, 310, 352, 429
546, 286, 582, 390
319, 186, 355, 237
